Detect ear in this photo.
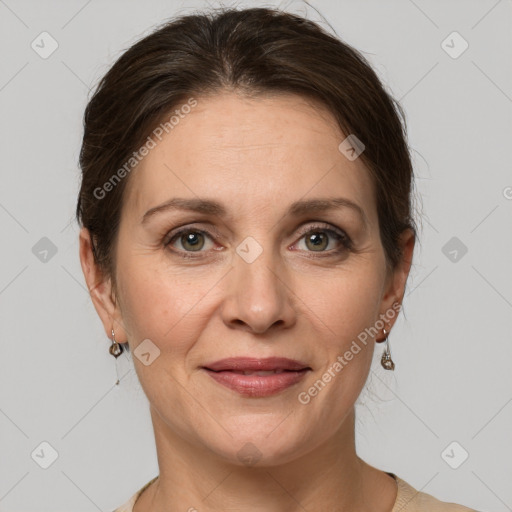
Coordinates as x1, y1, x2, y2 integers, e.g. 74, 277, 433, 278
78, 226, 128, 344
378, 228, 415, 332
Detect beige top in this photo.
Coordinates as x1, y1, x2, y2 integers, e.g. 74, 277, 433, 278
112, 473, 479, 511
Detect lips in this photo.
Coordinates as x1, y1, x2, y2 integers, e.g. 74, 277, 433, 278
201, 357, 312, 397
203, 357, 310, 372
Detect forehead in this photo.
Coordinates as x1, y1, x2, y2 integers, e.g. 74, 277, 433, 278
123, 92, 376, 225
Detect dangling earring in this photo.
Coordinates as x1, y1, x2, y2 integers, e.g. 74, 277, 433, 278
109, 328, 124, 358
378, 328, 395, 370
109, 328, 124, 386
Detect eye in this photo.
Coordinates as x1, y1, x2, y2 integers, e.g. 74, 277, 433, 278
164, 223, 352, 259
164, 228, 215, 256
293, 223, 352, 255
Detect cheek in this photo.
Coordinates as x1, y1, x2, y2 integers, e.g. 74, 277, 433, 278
303, 266, 384, 345
296, 266, 383, 401
117, 257, 218, 351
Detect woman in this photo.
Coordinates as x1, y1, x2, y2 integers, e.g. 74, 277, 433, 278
76, 6, 479, 512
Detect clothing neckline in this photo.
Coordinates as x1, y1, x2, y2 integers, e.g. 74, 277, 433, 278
129, 472, 400, 511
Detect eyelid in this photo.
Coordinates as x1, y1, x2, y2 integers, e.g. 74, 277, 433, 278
292, 222, 353, 250
163, 223, 222, 245
294, 221, 348, 239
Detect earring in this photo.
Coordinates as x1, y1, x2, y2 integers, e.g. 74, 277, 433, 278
379, 328, 395, 371
109, 328, 123, 358
109, 328, 124, 386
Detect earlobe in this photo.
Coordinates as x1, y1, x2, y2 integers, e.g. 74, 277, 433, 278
78, 227, 126, 342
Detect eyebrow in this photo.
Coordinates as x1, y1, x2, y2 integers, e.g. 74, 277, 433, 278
141, 197, 368, 226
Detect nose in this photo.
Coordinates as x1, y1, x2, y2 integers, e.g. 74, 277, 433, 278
220, 244, 297, 335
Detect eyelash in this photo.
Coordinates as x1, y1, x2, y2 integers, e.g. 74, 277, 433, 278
163, 223, 353, 259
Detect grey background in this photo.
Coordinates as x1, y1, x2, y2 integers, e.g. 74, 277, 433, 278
1, 0, 511, 511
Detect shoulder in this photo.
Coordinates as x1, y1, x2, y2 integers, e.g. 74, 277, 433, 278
112, 476, 158, 512
391, 473, 480, 512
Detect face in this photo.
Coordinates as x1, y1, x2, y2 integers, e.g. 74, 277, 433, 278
81, 91, 413, 467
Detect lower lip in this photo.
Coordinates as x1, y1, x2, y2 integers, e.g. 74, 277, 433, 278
203, 369, 310, 397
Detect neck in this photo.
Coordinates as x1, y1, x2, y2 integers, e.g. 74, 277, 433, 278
134, 406, 396, 512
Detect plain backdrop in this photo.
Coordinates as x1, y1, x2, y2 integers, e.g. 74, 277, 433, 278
0, 1, 511, 511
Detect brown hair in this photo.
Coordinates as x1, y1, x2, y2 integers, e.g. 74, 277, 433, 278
76, 6, 417, 299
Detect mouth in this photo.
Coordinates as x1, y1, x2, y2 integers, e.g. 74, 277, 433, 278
202, 356, 311, 372
211, 369, 299, 376
201, 357, 312, 397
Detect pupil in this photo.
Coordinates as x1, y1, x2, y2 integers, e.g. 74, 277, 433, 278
308, 232, 326, 250
184, 232, 203, 250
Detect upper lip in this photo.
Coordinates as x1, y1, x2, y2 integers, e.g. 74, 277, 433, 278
203, 357, 311, 372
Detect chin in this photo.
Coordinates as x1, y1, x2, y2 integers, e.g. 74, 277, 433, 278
200, 424, 313, 469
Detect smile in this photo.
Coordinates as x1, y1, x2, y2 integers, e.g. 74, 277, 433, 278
201, 357, 312, 397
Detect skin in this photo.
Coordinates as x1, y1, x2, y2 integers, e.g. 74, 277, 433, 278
80, 91, 415, 511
